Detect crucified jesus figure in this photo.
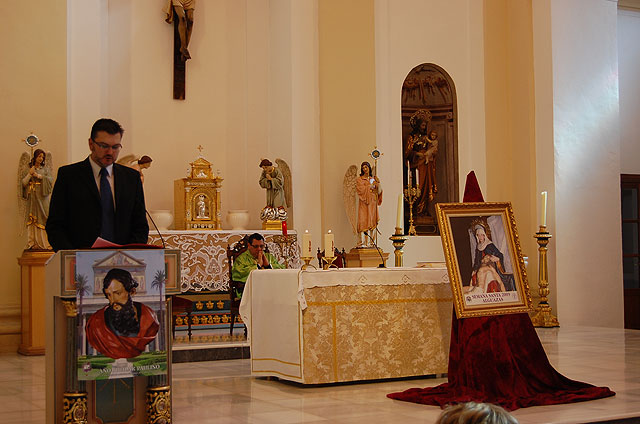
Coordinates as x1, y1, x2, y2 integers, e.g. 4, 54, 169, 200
164, 0, 195, 61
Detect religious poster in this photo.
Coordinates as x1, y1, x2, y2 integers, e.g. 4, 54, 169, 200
436, 202, 533, 318
76, 249, 167, 380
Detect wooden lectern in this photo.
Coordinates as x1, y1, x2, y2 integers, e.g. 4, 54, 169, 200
45, 248, 180, 424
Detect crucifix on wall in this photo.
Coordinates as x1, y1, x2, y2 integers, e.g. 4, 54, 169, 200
163, 0, 196, 100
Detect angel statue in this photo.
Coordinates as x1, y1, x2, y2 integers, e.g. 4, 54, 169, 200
18, 148, 54, 250
259, 158, 292, 222
117, 154, 153, 183
343, 161, 383, 247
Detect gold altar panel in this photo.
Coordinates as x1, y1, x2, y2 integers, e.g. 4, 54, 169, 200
302, 283, 452, 384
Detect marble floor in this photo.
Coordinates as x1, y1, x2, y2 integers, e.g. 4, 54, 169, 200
2, 325, 639, 424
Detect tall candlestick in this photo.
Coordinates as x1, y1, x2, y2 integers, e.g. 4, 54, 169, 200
541, 191, 548, 227
302, 230, 312, 257
396, 194, 403, 230
324, 230, 335, 257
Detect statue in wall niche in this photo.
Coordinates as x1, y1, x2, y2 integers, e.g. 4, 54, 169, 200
164, 0, 196, 61
259, 158, 292, 228
401, 63, 459, 235
405, 109, 438, 215
17, 134, 54, 250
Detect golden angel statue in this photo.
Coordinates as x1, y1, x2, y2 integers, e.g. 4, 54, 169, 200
18, 148, 54, 250
259, 158, 292, 222
343, 161, 383, 247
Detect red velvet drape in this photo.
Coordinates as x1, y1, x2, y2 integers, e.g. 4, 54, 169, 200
387, 172, 614, 411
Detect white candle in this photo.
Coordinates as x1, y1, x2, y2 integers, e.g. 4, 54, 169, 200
396, 194, 403, 230
302, 230, 312, 257
324, 230, 335, 257
541, 191, 548, 227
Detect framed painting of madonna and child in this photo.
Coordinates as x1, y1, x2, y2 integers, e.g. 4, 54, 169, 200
436, 202, 533, 318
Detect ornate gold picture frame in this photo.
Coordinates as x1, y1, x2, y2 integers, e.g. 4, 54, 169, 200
436, 202, 532, 318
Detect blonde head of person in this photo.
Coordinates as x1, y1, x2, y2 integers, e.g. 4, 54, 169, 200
436, 402, 518, 424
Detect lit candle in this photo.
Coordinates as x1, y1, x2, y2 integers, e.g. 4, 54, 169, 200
324, 230, 335, 257
302, 230, 312, 257
281, 220, 288, 236
396, 194, 403, 230
541, 191, 548, 227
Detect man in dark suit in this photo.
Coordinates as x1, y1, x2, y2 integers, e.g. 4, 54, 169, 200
46, 118, 149, 251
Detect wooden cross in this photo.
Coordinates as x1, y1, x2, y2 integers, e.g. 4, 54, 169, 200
172, 14, 186, 100
167, 3, 195, 100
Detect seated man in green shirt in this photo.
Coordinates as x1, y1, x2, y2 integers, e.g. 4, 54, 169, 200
231, 233, 285, 298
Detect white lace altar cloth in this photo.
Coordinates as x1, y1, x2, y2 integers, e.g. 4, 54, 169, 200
148, 230, 299, 292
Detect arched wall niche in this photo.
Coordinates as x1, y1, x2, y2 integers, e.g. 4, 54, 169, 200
401, 63, 459, 235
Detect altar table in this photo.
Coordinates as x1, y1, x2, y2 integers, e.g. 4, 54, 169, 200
148, 230, 299, 292
239, 267, 453, 384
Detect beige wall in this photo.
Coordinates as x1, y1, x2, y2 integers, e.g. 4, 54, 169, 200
619, 8, 640, 174
0, 0, 67, 351
483, 0, 538, 299
373, 0, 487, 264
550, 0, 623, 327
67, 0, 322, 235
318, 0, 377, 249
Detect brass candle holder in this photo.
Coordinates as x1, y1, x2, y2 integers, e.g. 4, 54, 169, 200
530, 225, 559, 327
301, 256, 316, 270
322, 256, 338, 270
389, 227, 409, 267
403, 184, 420, 236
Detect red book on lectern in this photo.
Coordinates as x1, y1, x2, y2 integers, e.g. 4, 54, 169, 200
91, 237, 163, 249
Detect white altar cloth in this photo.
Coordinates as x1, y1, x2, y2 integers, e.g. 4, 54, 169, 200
239, 267, 452, 384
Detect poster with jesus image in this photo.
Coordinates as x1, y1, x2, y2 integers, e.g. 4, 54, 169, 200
76, 249, 167, 380
436, 202, 533, 318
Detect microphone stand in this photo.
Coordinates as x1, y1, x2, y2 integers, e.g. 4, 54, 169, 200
364, 228, 386, 268
146, 210, 167, 249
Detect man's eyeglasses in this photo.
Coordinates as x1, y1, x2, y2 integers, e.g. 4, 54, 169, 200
92, 140, 123, 150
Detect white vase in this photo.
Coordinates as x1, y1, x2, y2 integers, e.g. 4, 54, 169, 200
227, 210, 250, 230
149, 210, 173, 231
